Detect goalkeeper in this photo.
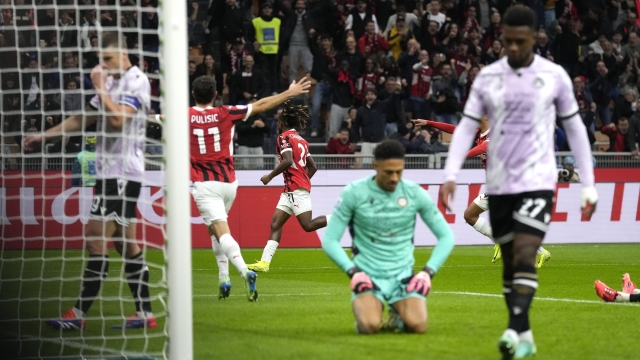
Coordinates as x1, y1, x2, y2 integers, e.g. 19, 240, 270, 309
322, 139, 455, 334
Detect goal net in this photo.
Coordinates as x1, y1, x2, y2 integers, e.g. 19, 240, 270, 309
0, 1, 191, 358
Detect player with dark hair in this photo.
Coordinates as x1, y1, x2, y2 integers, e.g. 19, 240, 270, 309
441, 5, 597, 358
321, 139, 455, 334
188, 76, 311, 300
412, 117, 551, 267
595, 273, 640, 303
248, 101, 329, 272
24, 32, 156, 330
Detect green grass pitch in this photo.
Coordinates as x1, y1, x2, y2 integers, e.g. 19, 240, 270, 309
1, 244, 639, 359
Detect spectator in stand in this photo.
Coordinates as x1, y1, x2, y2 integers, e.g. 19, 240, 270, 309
554, 19, 581, 73
379, 76, 407, 136
387, 15, 415, 60
38, 7, 56, 48
222, 38, 250, 90
63, 80, 82, 114
345, 0, 379, 41
449, 41, 474, 78
339, 36, 365, 77
421, 20, 441, 56
462, 5, 481, 37
431, 63, 461, 125
410, 50, 433, 120
458, 62, 480, 105
375, 0, 394, 33
482, 11, 502, 50
383, 5, 420, 37
482, 39, 503, 64
235, 96, 270, 169
326, 128, 355, 154
397, 39, 421, 85
582, 8, 611, 46
328, 59, 356, 138
307, 0, 335, 36
423, 0, 446, 29
622, 31, 640, 61
355, 58, 380, 105
22, 58, 40, 108
476, 0, 494, 31
390, 122, 433, 154
231, 55, 265, 105
81, 9, 102, 51
309, 33, 338, 137
587, 61, 615, 126
612, 31, 624, 55
601, 118, 632, 152
203, 0, 245, 49
588, 38, 619, 82
281, 0, 314, 84
58, 10, 78, 48
440, 23, 460, 53
197, 54, 224, 97
13, 0, 34, 48
614, 88, 637, 124
534, 30, 554, 61
573, 75, 594, 117
250, 2, 282, 95
141, 5, 159, 54
616, 11, 639, 43
189, 60, 198, 106
351, 86, 400, 166
344, 107, 357, 130
358, 20, 389, 58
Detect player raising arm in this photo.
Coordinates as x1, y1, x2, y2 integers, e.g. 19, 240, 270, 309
188, 76, 311, 301
248, 101, 329, 272
322, 140, 455, 334
439, 6, 597, 359
412, 118, 551, 267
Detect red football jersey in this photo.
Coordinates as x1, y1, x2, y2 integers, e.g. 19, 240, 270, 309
474, 128, 490, 170
189, 105, 252, 183
276, 129, 312, 192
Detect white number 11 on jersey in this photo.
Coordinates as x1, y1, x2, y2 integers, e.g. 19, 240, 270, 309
193, 127, 221, 154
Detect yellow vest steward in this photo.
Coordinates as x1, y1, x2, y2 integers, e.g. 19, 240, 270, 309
253, 17, 281, 54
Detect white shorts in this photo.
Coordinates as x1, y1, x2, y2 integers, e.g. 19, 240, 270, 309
473, 192, 489, 211
192, 180, 239, 226
276, 189, 312, 216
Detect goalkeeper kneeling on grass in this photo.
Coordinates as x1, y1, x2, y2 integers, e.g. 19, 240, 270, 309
321, 139, 455, 334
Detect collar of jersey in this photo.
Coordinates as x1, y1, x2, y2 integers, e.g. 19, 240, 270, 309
192, 106, 214, 111
502, 54, 538, 74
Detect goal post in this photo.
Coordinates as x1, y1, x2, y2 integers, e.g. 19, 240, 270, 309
159, 0, 193, 358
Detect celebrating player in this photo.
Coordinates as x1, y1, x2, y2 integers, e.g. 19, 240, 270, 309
322, 139, 455, 334
412, 118, 551, 267
24, 32, 156, 330
440, 6, 597, 359
247, 101, 328, 273
188, 76, 311, 300
595, 273, 640, 303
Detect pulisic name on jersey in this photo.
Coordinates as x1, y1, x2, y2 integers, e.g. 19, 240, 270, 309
191, 114, 219, 123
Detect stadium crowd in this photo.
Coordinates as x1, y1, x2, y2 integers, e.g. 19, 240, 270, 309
2, 0, 640, 163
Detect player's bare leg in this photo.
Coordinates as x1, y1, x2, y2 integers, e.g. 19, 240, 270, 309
295, 210, 327, 232
390, 297, 427, 334
248, 209, 291, 272
499, 233, 541, 359
209, 220, 257, 301
352, 294, 384, 334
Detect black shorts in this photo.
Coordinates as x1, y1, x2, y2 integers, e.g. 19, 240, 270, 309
90, 179, 141, 225
488, 190, 554, 244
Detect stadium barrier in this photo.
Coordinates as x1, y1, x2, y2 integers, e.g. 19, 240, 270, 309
2, 168, 639, 250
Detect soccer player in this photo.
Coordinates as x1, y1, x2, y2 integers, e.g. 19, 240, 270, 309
188, 76, 311, 300
440, 6, 598, 358
412, 118, 551, 267
595, 273, 640, 303
247, 101, 328, 272
23, 32, 156, 330
321, 139, 455, 334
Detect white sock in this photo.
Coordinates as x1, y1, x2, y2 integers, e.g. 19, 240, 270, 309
211, 235, 230, 281
472, 217, 492, 238
219, 233, 248, 276
260, 240, 279, 263
72, 307, 85, 318
633, 289, 640, 295
615, 293, 630, 302
519, 329, 534, 344
136, 311, 154, 318
503, 328, 519, 344
537, 247, 545, 255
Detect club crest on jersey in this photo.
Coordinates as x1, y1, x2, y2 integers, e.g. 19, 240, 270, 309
533, 77, 545, 89
397, 197, 408, 208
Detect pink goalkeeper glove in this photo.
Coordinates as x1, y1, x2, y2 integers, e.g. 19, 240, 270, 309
406, 268, 434, 296
347, 266, 376, 294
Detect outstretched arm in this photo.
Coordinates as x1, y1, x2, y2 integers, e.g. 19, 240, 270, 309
466, 141, 487, 157
251, 77, 311, 114
23, 105, 97, 151
412, 119, 457, 134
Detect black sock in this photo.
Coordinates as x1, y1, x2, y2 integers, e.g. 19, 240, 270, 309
630, 294, 640, 302
501, 243, 514, 310
125, 252, 152, 313
75, 255, 109, 314
508, 263, 537, 333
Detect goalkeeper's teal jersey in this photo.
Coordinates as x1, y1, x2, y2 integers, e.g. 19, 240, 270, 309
322, 176, 455, 278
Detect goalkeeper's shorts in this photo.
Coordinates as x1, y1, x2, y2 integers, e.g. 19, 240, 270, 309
90, 179, 141, 226
351, 266, 426, 305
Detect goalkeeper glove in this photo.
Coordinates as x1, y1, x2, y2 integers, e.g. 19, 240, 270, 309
347, 266, 376, 294
406, 267, 435, 297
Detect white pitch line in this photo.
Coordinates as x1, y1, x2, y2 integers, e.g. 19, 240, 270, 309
193, 292, 333, 297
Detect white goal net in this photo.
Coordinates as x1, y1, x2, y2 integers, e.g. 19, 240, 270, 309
0, 0, 191, 358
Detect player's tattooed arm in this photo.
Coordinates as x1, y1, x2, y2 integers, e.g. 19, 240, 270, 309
260, 150, 294, 185
306, 156, 317, 179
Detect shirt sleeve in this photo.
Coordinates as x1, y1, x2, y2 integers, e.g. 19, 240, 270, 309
462, 73, 485, 121
321, 184, 357, 273
224, 104, 253, 122
555, 66, 580, 119
415, 187, 455, 273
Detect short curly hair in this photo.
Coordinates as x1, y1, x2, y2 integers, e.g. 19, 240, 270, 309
374, 139, 405, 160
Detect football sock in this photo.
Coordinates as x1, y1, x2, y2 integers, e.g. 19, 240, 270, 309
503, 280, 512, 309
509, 264, 537, 332
260, 240, 279, 263
630, 294, 640, 302
633, 289, 640, 295
536, 247, 545, 255
519, 329, 534, 344
125, 252, 153, 314
472, 217, 492, 238
71, 307, 84, 318
211, 235, 230, 281
75, 255, 109, 314
219, 233, 248, 275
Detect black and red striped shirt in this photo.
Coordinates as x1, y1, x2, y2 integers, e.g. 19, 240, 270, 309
276, 129, 312, 192
190, 105, 252, 183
